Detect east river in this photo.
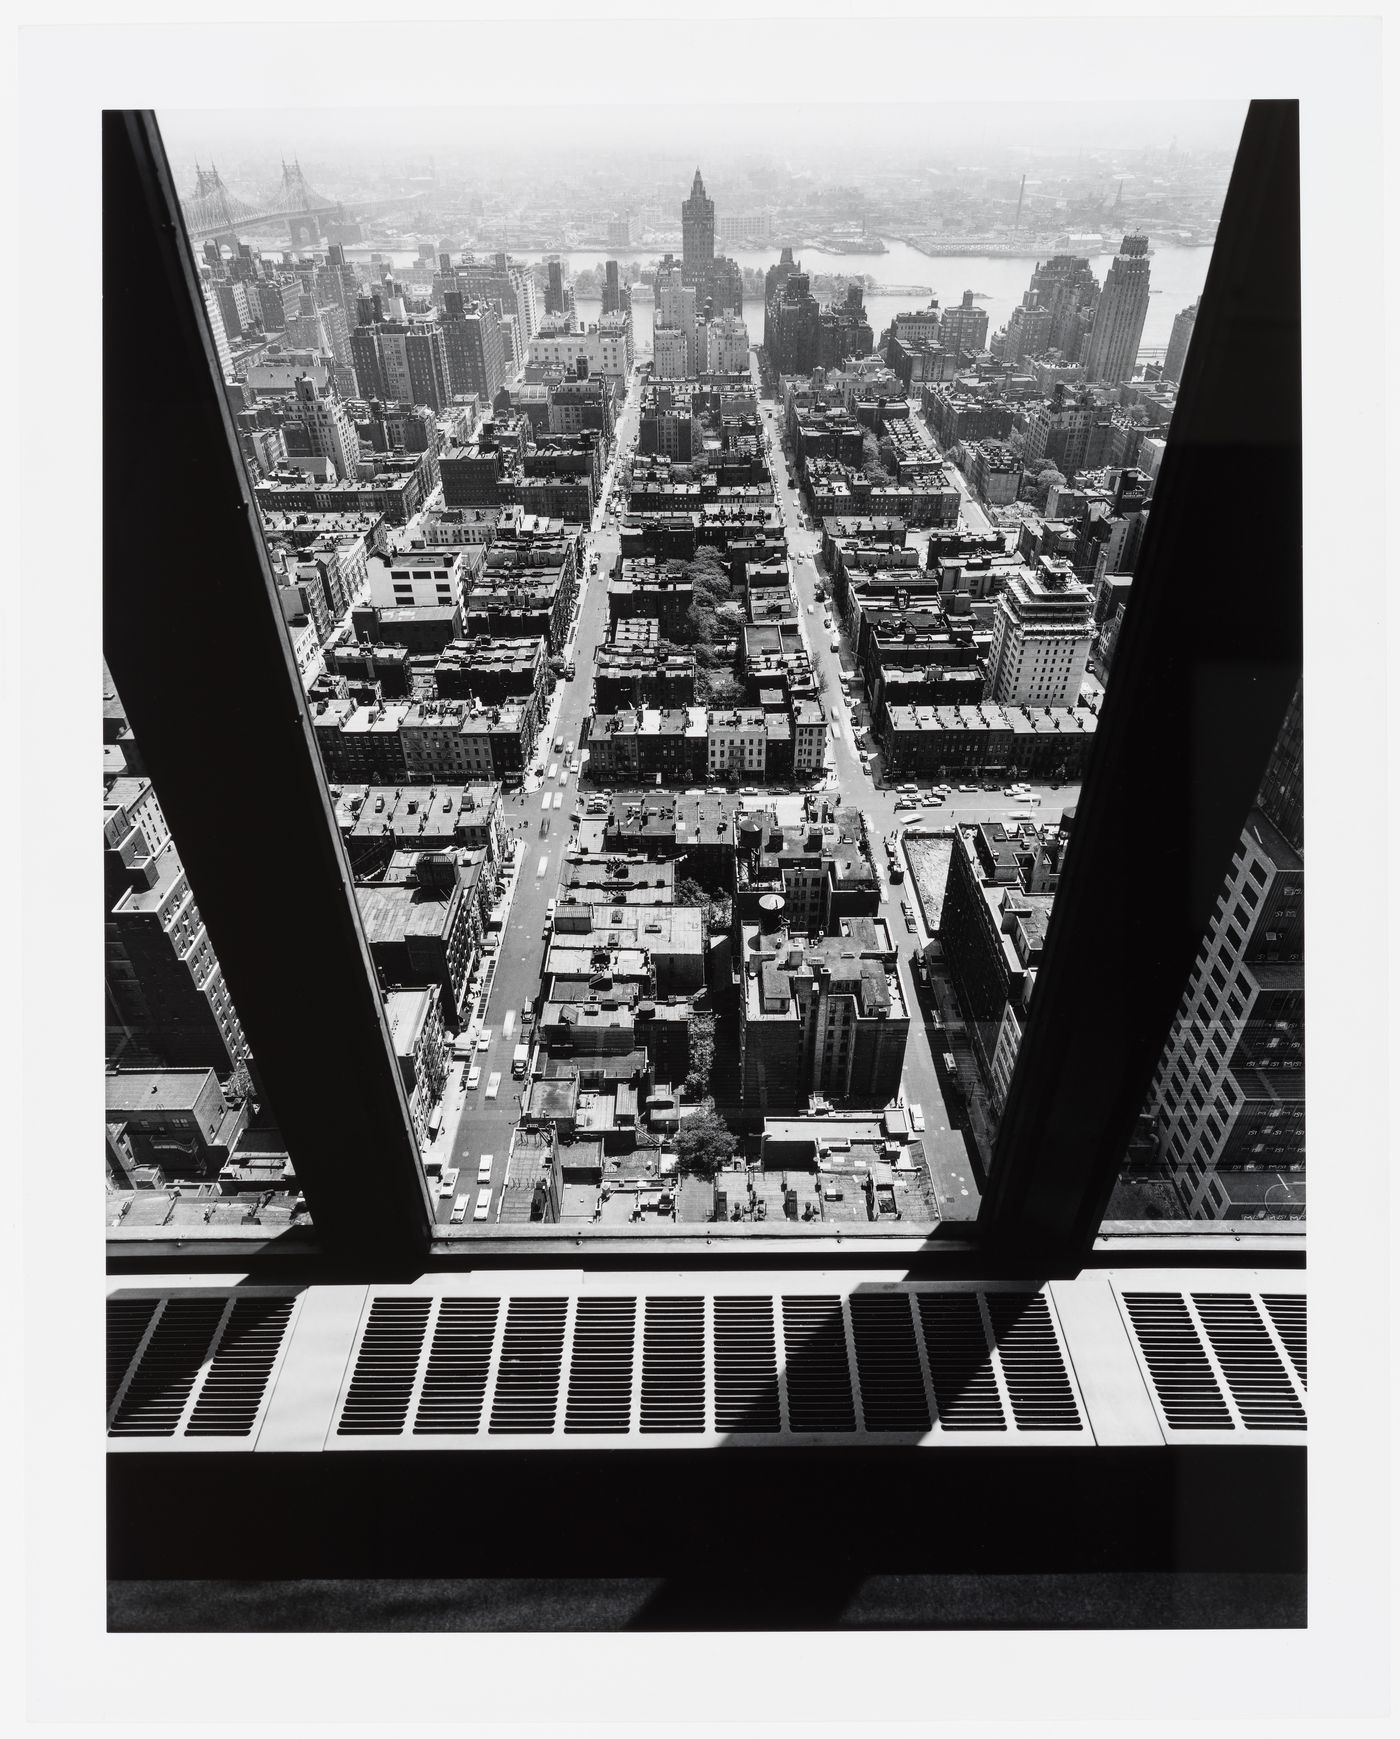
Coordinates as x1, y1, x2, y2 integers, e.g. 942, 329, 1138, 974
350, 234, 1213, 361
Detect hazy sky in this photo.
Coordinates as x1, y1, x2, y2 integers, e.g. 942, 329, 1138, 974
161, 100, 1247, 185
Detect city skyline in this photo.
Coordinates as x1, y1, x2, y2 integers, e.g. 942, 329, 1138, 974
102, 132, 1275, 1248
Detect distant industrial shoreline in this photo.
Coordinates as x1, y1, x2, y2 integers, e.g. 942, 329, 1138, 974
901, 234, 1216, 258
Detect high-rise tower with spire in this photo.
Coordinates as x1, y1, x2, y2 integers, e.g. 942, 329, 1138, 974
681, 168, 715, 275
677, 166, 742, 318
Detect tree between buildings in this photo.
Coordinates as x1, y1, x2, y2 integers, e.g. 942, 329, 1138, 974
682, 1009, 717, 1100
675, 1098, 738, 1178
860, 431, 894, 486
1028, 464, 1067, 509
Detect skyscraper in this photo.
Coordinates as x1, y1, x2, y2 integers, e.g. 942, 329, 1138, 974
1083, 234, 1151, 385
938, 290, 989, 357
293, 374, 361, 480
655, 257, 697, 373
458, 253, 539, 348
104, 726, 249, 1077
985, 559, 1094, 707
680, 168, 742, 316
352, 319, 451, 411
349, 320, 384, 401
764, 270, 820, 374
1143, 680, 1304, 1219
601, 259, 623, 316
1002, 294, 1053, 363
441, 291, 507, 401
1028, 255, 1100, 360
545, 257, 566, 317
1163, 298, 1199, 384
200, 274, 234, 382
681, 168, 715, 276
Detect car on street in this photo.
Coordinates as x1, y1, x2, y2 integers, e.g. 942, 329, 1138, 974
904, 913, 917, 932
829, 638, 840, 652
473, 1189, 492, 1222
553, 737, 565, 753
909, 1104, 926, 1133
477, 1155, 493, 1185
545, 898, 557, 923
959, 783, 977, 793
476, 1029, 492, 1052
484, 1072, 502, 1100
466, 1065, 481, 1090
1009, 809, 1033, 820
449, 1194, 469, 1224
900, 900, 912, 915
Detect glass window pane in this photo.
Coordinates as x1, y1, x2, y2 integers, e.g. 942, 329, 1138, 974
128, 104, 1241, 1238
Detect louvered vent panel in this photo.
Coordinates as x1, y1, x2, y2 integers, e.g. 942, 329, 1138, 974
640, 1297, 705, 1433
185, 1298, 294, 1436
1193, 1294, 1306, 1430
713, 1296, 780, 1433
1121, 1291, 1232, 1429
414, 1297, 499, 1435
564, 1297, 636, 1434
782, 1296, 856, 1432
106, 1298, 158, 1409
984, 1293, 1081, 1431
109, 1298, 226, 1436
337, 1298, 430, 1436
849, 1293, 930, 1432
1261, 1293, 1306, 1389
915, 1292, 1005, 1430
489, 1297, 566, 1434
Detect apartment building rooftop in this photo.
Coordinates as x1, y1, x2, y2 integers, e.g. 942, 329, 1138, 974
355, 880, 462, 946
105, 1067, 221, 1118
884, 702, 1097, 736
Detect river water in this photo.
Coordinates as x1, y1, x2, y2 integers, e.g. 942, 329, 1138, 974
351, 235, 1212, 360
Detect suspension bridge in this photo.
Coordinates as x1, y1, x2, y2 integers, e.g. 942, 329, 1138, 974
181, 159, 425, 250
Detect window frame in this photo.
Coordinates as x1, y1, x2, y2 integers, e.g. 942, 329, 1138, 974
104, 104, 1304, 1283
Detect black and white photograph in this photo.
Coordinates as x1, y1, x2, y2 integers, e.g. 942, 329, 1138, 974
10, 6, 1393, 1733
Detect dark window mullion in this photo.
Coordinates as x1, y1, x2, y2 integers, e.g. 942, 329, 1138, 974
981, 101, 1302, 1263
103, 112, 431, 1266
